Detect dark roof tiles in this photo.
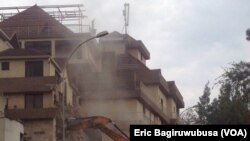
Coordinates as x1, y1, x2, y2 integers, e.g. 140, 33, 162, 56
0, 5, 75, 39
0, 48, 49, 58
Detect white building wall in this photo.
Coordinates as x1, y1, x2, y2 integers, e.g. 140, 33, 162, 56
0, 118, 24, 141
0, 95, 6, 117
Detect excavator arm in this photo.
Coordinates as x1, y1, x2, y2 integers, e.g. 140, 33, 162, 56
66, 116, 129, 141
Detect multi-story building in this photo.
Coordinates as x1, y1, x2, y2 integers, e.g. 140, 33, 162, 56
0, 4, 184, 141
0, 5, 78, 141
68, 31, 184, 140
0, 46, 63, 141
0, 67, 24, 141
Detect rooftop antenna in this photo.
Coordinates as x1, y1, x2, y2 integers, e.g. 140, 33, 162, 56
123, 3, 129, 34
246, 28, 250, 41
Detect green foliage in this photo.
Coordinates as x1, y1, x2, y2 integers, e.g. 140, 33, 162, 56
196, 61, 250, 124
196, 81, 210, 124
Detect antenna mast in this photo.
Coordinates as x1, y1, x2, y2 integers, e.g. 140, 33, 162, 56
123, 3, 129, 34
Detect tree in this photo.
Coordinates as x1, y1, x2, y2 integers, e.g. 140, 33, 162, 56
205, 61, 250, 124
196, 81, 210, 124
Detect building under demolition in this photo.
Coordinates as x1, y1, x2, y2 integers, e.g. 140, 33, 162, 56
0, 4, 184, 141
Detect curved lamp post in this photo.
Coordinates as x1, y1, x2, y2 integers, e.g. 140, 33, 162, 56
180, 105, 198, 116
67, 31, 109, 62
62, 31, 108, 141
179, 105, 198, 124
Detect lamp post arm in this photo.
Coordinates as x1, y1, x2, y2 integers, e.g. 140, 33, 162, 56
180, 105, 198, 117
61, 31, 108, 141
62, 31, 108, 72
67, 37, 96, 62
246, 28, 250, 41
61, 36, 96, 72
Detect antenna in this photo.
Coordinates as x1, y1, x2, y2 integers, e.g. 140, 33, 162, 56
123, 3, 129, 34
246, 28, 250, 41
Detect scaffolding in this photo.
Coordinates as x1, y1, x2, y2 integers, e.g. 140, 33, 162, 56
0, 4, 88, 33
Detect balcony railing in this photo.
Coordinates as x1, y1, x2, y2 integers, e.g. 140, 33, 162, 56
0, 76, 57, 93
5, 108, 57, 119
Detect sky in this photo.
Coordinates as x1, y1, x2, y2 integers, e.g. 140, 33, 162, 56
2, 0, 250, 109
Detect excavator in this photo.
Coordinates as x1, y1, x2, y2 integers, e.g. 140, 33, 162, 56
66, 116, 129, 141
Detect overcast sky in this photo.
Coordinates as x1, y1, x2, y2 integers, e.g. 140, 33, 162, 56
2, 0, 250, 108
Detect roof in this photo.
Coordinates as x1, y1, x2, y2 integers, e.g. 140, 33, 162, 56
167, 81, 184, 108
68, 53, 184, 108
0, 48, 62, 72
0, 48, 49, 59
117, 54, 184, 108
0, 28, 9, 41
100, 31, 150, 59
124, 34, 150, 59
0, 5, 75, 39
9, 33, 21, 49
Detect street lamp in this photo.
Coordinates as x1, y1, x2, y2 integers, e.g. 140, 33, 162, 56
61, 31, 109, 141
179, 105, 198, 124
66, 31, 109, 67
180, 105, 198, 116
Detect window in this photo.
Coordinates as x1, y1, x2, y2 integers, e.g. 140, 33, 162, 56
154, 115, 157, 124
25, 94, 43, 109
143, 106, 146, 116
20, 133, 24, 141
1, 62, 9, 70
160, 98, 164, 111
173, 106, 176, 113
25, 41, 51, 55
25, 61, 43, 77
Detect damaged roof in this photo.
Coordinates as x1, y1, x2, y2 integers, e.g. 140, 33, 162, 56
100, 31, 150, 59
0, 5, 75, 39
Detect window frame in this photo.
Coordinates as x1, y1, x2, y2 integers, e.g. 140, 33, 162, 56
25, 61, 43, 77
25, 41, 52, 55
1, 62, 10, 71
25, 93, 43, 109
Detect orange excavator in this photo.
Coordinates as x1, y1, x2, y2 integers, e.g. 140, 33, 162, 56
66, 116, 129, 141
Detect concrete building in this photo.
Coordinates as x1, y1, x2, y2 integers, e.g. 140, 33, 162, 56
0, 5, 97, 141
0, 4, 184, 141
68, 32, 184, 140
0, 47, 64, 141
0, 6, 73, 140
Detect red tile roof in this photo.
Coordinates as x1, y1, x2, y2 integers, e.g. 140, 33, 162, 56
0, 5, 75, 39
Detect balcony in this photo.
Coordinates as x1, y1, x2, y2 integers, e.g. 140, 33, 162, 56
0, 76, 57, 93
5, 108, 57, 120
